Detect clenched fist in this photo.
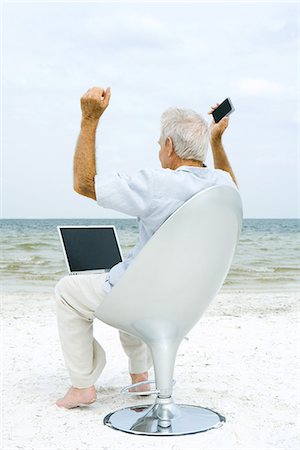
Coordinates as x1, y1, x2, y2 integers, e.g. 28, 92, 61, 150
80, 86, 111, 121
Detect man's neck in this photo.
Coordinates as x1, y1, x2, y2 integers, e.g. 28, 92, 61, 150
174, 160, 205, 169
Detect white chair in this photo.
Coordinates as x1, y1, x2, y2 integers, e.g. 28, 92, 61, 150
96, 185, 243, 436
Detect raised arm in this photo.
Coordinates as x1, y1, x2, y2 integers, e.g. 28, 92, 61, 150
208, 103, 238, 189
73, 86, 111, 200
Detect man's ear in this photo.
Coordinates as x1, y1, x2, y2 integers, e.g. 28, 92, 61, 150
166, 137, 174, 157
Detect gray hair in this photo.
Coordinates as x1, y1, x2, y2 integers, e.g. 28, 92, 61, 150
160, 107, 209, 161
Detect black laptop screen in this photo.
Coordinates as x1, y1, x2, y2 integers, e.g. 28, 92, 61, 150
60, 227, 123, 272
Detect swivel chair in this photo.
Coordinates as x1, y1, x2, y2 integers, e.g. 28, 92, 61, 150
95, 185, 243, 436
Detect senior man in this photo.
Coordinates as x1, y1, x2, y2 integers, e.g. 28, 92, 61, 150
55, 86, 238, 408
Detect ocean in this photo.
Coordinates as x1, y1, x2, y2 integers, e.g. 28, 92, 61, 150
0, 218, 299, 294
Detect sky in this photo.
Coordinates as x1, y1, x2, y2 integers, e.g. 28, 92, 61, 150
1, 1, 299, 219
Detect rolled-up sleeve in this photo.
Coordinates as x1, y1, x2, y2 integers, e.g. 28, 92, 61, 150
94, 168, 154, 218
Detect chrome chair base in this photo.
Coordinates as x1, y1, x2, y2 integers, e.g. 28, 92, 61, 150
103, 398, 225, 436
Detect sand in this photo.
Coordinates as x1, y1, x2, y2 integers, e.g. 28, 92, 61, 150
2, 290, 299, 450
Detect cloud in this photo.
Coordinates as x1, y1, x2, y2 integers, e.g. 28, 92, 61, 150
236, 78, 285, 96
83, 11, 173, 50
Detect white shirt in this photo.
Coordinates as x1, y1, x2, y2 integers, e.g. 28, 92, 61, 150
94, 165, 237, 293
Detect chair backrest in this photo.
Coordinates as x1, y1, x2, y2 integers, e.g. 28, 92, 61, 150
96, 185, 243, 344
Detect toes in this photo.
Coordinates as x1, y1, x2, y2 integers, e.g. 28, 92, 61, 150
55, 396, 96, 409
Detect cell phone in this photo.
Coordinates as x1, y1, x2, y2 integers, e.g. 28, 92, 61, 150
212, 98, 235, 123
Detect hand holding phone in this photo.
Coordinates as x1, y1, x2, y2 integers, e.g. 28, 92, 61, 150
210, 98, 234, 123
208, 98, 234, 140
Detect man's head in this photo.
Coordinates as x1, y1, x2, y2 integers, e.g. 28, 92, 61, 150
158, 107, 209, 169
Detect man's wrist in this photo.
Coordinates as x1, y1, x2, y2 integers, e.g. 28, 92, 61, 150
210, 134, 222, 146
81, 116, 100, 130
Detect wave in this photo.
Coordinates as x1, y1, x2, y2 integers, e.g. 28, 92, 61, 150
232, 267, 275, 274
0, 255, 61, 267
231, 265, 299, 274
273, 267, 300, 273
16, 242, 55, 250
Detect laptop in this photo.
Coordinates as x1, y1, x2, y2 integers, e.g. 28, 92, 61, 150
57, 225, 124, 275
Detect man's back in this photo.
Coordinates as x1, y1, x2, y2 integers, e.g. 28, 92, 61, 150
95, 165, 237, 293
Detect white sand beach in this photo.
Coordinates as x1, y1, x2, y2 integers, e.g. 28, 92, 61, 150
2, 290, 299, 450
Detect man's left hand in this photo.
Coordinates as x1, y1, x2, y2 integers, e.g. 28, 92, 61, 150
208, 102, 229, 141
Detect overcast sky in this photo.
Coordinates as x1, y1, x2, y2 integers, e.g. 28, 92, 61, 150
2, 1, 298, 219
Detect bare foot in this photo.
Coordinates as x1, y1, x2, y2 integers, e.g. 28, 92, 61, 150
56, 385, 97, 409
129, 371, 151, 393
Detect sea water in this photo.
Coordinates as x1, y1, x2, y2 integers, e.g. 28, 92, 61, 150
0, 218, 299, 294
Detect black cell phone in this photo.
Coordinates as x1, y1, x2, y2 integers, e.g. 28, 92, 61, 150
212, 98, 235, 123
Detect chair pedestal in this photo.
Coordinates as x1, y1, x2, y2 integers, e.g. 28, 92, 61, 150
103, 396, 225, 436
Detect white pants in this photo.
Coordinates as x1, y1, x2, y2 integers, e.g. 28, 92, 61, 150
54, 273, 153, 388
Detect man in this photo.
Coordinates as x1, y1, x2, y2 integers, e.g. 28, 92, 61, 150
55, 86, 238, 409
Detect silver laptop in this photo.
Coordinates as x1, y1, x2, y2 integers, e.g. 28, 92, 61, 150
57, 225, 124, 275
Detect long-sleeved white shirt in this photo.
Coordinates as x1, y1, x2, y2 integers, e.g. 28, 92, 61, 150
94, 165, 237, 293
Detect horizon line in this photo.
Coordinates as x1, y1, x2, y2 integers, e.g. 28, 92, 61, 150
1, 217, 299, 220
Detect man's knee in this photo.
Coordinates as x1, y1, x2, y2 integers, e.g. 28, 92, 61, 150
54, 276, 80, 316
54, 276, 70, 300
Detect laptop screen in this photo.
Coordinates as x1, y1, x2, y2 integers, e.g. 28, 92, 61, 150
59, 227, 123, 272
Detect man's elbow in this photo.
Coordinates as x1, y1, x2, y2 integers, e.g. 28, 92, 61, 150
73, 182, 96, 200
223, 169, 238, 190
231, 175, 239, 190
